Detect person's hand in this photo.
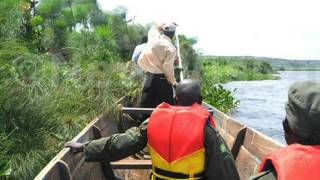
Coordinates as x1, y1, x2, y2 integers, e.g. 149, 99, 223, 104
172, 81, 177, 88
156, 22, 165, 31
174, 59, 179, 66
64, 141, 84, 154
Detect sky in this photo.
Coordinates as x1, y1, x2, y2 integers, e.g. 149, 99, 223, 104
98, 0, 320, 60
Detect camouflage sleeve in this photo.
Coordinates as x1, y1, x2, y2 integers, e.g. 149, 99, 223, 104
204, 122, 240, 180
84, 119, 148, 162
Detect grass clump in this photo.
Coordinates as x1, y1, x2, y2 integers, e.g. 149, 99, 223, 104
0, 53, 142, 179
200, 57, 276, 112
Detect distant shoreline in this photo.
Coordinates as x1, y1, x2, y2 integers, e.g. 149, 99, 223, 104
277, 69, 320, 71
201, 55, 320, 72
201, 55, 320, 61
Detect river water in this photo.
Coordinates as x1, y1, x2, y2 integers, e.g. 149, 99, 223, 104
224, 71, 320, 144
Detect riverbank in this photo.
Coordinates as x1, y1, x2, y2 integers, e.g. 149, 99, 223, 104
201, 57, 277, 83
200, 57, 277, 112
0, 59, 142, 179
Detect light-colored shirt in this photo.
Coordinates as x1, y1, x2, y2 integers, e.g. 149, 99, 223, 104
138, 25, 177, 85
132, 43, 146, 63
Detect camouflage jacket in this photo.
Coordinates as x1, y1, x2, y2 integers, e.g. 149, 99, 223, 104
83, 119, 240, 180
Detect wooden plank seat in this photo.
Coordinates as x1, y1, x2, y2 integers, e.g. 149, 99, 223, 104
121, 106, 215, 116
111, 158, 152, 169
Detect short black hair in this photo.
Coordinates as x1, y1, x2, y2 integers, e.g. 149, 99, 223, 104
163, 31, 175, 39
176, 79, 202, 106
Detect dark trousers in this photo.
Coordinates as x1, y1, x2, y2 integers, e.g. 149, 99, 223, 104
139, 73, 175, 120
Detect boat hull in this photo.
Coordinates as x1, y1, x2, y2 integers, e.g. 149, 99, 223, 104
35, 103, 283, 180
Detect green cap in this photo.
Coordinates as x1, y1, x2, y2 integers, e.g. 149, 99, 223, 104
286, 80, 320, 139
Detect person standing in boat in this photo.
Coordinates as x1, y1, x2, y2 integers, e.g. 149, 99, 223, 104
132, 36, 148, 64
137, 22, 178, 110
131, 36, 148, 79
250, 80, 320, 180
65, 79, 240, 180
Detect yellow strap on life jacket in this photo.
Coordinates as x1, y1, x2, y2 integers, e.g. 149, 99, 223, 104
148, 145, 205, 179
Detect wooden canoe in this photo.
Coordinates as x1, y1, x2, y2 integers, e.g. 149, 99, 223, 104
35, 102, 284, 180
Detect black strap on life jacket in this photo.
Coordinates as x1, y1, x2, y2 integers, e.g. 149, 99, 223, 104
153, 167, 204, 179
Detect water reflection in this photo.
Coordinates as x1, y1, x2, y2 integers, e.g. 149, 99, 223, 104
224, 71, 320, 144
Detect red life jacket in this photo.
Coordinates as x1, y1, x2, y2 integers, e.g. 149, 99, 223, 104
147, 102, 215, 179
259, 143, 320, 180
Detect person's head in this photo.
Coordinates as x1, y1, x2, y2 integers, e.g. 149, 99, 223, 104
162, 22, 177, 39
284, 80, 320, 145
175, 79, 202, 106
141, 36, 148, 44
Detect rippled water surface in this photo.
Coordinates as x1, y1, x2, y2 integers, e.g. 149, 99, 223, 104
224, 71, 320, 144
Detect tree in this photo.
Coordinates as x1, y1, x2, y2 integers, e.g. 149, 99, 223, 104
259, 61, 273, 74
178, 35, 199, 77
246, 59, 254, 80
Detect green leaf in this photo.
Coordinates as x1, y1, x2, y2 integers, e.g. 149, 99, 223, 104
30, 16, 44, 27
0, 168, 12, 176
95, 25, 113, 39
73, 3, 93, 22
55, 18, 67, 28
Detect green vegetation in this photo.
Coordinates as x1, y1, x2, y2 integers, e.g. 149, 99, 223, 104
202, 84, 240, 113
0, 58, 140, 179
200, 57, 277, 112
201, 57, 277, 83
0, 1, 199, 179
0, 0, 278, 178
203, 56, 320, 71
0, 0, 146, 179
